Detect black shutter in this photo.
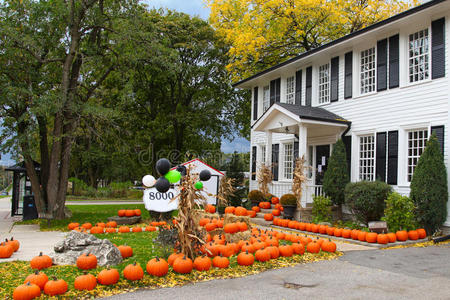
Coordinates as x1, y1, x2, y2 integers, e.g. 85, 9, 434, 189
344, 52, 352, 99
295, 70, 302, 105
389, 34, 399, 89
270, 80, 276, 106
251, 146, 257, 180
377, 39, 388, 92
330, 56, 339, 102
272, 144, 279, 181
305, 67, 312, 106
275, 78, 281, 103
253, 87, 258, 121
342, 135, 351, 178
293, 141, 299, 166
432, 18, 445, 79
376, 132, 387, 182
431, 125, 445, 154
387, 131, 398, 185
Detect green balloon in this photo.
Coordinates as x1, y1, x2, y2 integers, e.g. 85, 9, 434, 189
164, 170, 181, 184
194, 181, 203, 189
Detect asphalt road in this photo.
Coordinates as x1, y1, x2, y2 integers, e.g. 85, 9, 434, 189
107, 243, 450, 300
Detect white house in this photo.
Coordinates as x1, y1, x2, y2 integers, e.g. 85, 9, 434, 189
234, 0, 450, 227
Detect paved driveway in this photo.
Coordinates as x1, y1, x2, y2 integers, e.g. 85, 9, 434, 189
107, 243, 450, 300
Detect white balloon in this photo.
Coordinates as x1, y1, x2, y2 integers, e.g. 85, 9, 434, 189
142, 175, 156, 187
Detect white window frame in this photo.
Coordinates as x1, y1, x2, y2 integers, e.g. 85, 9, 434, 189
262, 85, 270, 112
259, 144, 266, 164
358, 135, 375, 181
406, 128, 428, 182
360, 47, 376, 95
282, 142, 294, 180
408, 28, 430, 84
285, 76, 295, 104
318, 63, 330, 104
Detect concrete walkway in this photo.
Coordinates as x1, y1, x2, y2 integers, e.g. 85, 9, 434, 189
108, 243, 450, 300
66, 200, 142, 205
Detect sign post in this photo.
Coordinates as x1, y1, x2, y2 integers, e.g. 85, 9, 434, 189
143, 188, 179, 212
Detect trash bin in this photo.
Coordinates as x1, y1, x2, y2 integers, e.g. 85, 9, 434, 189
23, 195, 38, 220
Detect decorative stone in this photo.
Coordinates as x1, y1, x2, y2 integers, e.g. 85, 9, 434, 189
50, 231, 122, 266
369, 221, 388, 234
107, 215, 141, 225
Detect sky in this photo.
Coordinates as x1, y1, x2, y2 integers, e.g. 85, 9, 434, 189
143, 0, 210, 19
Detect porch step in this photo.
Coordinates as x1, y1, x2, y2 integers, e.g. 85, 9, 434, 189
259, 208, 275, 214
251, 218, 274, 227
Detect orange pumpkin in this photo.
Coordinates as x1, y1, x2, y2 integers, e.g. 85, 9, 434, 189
255, 248, 271, 262
123, 262, 144, 281
97, 268, 120, 285
125, 209, 135, 217
24, 270, 48, 290
279, 245, 294, 257
416, 228, 427, 239
118, 245, 133, 259
76, 253, 97, 270
271, 197, 279, 204
291, 243, 305, 255
396, 230, 408, 241
365, 232, 378, 243
377, 233, 389, 244
118, 226, 130, 233
30, 252, 52, 270
321, 240, 336, 252
334, 228, 343, 237
306, 241, 321, 253
237, 251, 254, 266
173, 256, 193, 274
408, 230, 419, 240
193, 256, 212, 271
252, 206, 260, 212
224, 206, 235, 214
132, 227, 142, 233
0, 242, 14, 259
43, 277, 68, 296
146, 257, 169, 276
387, 232, 397, 243
357, 231, 367, 242
13, 282, 41, 300
264, 213, 273, 221
145, 225, 157, 232
118, 210, 126, 217
74, 273, 97, 291
341, 229, 352, 238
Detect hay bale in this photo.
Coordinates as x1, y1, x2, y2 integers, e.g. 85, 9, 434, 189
193, 210, 220, 225
225, 230, 251, 243
198, 227, 224, 239
223, 214, 251, 228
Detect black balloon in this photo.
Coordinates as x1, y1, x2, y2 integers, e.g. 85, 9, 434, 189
156, 158, 171, 176
176, 165, 187, 176
199, 169, 211, 181
155, 177, 170, 193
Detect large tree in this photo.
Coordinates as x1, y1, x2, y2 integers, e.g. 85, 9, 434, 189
0, 0, 139, 218
208, 0, 418, 80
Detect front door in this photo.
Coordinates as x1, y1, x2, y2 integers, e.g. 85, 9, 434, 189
315, 145, 330, 185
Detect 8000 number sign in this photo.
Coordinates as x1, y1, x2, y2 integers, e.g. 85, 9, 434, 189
148, 191, 175, 200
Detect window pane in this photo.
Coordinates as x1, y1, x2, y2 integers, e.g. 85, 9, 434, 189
408, 29, 429, 83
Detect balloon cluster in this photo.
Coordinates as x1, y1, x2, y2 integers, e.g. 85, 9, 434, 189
141, 158, 212, 193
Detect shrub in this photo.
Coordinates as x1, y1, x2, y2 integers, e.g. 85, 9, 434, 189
312, 195, 332, 223
382, 192, 416, 232
248, 190, 265, 202
323, 139, 349, 219
264, 193, 274, 202
280, 193, 297, 206
410, 134, 448, 234
345, 181, 392, 225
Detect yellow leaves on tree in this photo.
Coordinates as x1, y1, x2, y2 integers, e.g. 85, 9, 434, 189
207, 0, 419, 81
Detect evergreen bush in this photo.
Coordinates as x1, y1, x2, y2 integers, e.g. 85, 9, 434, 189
312, 195, 332, 223
410, 134, 448, 234
382, 192, 416, 232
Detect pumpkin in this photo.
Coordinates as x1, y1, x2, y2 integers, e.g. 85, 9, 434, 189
205, 223, 217, 232
237, 222, 248, 232
266, 246, 280, 259
298, 222, 306, 231
96, 222, 106, 228
13, 282, 41, 300
168, 252, 184, 266
118, 209, 126, 217
272, 209, 281, 216
291, 243, 305, 255
387, 232, 397, 243
90, 226, 104, 234
342, 229, 352, 238
318, 225, 328, 234
24, 270, 48, 290
173, 256, 193, 274
118, 226, 130, 233
193, 256, 212, 271
68, 222, 79, 230
334, 228, 343, 237
237, 251, 254, 266
271, 196, 279, 204
199, 218, 210, 227
43, 277, 68, 296
97, 268, 120, 285
123, 262, 144, 281
254, 248, 270, 262
81, 223, 92, 230
106, 221, 117, 228
234, 206, 248, 216
253, 241, 265, 251
118, 245, 133, 259
288, 221, 297, 229
217, 219, 224, 227
0, 242, 14, 258
224, 206, 235, 214
305, 223, 312, 232
146, 257, 169, 276
396, 230, 408, 241
247, 210, 257, 218
241, 242, 255, 253
212, 255, 230, 268
321, 240, 337, 252
132, 227, 143, 233
105, 227, 117, 233
265, 237, 279, 247
219, 243, 235, 257
264, 213, 273, 221
205, 243, 219, 257
224, 223, 239, 234
365, 232, 378, 243
326, 227, 335, 236
377, 234, 389, 244
145, 225, 157, 232
351, 229, 360, 240
76, 253, 97, 270
252, 206, 260, 212
306, 241, 320, 253
30, 252, 52, 270
279, 245, 294, 257
417, 228, 427, 239
134, 209, 142, 216
205, 204, 216, 214
125, 209, 135, 217
357, 231, 367, 242
74, 273, 97, 291
408, 230, 419, 240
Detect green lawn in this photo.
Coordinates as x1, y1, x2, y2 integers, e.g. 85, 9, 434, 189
66, 195, 141, 201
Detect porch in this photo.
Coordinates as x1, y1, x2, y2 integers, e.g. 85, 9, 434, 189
251, 102, 350, 206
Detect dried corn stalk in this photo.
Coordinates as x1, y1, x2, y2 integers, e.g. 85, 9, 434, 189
292, 156, 309, 209
257, 163, 272, 195
170, 166, 207, 259
217, 176, 235, 207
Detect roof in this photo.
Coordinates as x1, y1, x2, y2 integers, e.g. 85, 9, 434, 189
5, 161, 41, 172
233, 0, 446, 88
252, 102, 350, 129
171, 158, 224, 176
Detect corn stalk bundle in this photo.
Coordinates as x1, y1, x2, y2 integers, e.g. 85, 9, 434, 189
217, 176, 235, 207
257, 163, 272, 195
292, 156, 309, 209
170, 166, 207, 259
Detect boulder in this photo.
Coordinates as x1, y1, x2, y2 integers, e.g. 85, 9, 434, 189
50, 231, 122, 266
107, 215, 141, 225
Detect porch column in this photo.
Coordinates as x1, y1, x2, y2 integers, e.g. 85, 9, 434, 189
298, 124, 308, 158
265, 130, 272, 165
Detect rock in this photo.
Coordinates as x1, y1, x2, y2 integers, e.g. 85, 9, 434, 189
64, 207, 73, 218
225, 231, 251, 243
107, 216, 141, 225
50, 231, 122, 266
